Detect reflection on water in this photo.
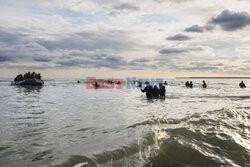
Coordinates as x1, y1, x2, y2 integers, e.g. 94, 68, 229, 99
0, 78, 249, 167
16, 85, 43, 94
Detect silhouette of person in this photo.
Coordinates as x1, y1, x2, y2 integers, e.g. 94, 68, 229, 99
202, 80, 207, 88
189, 81, 193, 88
239, 81, 246, 88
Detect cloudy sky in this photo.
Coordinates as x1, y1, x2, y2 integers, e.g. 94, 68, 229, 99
0, 0, 250, 78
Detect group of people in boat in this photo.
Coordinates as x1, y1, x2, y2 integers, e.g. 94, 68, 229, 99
14, 72, 41, 82
141, 82, 166, 98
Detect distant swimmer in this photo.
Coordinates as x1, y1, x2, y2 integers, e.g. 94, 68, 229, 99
77, 80, 80, 83
185, 81, 190, 87
202, 80, 207, 88
239, 81, 246, 88
189, 81, 193, 88
164, 81, 168, 85
95, 81, 98, 87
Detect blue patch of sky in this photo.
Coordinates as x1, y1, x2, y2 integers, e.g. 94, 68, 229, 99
23, 4, 105, 25
54, 9, 106, 25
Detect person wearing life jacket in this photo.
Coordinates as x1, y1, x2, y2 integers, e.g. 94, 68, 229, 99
202, 80, 207, 88
30, 72, 35, 79
239, 81, 246, 88
38, 73, 41, 80
15, 74, 23, 82
26, 72, 30, 79
24, 72, 28, 79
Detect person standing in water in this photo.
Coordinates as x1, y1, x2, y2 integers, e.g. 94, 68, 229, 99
189, 81, 193, 88
202, 80, 207, 88
141, 82, 153, 98
159, 83, 166, 96
239, 81, 246, 88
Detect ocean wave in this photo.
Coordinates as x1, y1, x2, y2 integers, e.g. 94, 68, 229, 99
67, 108, 250, 167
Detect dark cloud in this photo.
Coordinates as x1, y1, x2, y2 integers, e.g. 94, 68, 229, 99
109, 3, 139, 16
0, 28, 50, 64
0, 55, 13, 62
166, 34, 190, 41
189, 62, 224, 67
55, 59, 91, 67
3, 64, 51, 70
37, 31, 135, 51
159, 47, 203, 55
113, 3, 139, 11
159, 48, 186, 54
184, 10, 250, 33
34, 57, 52, 62
55, 54, 156, 70
0, 29, 27, 44
55, 55, 127, 69
185, 25, 204, 32
181, 66, 218, 71
211, 10, 250, 31
132, 58, 150, 63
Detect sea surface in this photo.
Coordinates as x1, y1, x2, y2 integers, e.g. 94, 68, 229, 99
0, 78, 249, 167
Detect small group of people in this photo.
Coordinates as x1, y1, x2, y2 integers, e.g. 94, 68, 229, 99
185, 81, 194, 88
14, 72, 41, 82
141, 82, 166, 98
185, 80, 246, 88
186, 81, 206, 88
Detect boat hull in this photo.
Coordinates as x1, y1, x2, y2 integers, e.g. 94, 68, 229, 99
11, 78, 44, 86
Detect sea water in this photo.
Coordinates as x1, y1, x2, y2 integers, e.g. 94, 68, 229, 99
0, 78, 249, 167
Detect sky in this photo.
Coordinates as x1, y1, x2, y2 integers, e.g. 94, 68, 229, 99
0, 0, 250, 78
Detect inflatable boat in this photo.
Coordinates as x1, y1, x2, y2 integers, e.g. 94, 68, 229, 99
11, 78, 44, 86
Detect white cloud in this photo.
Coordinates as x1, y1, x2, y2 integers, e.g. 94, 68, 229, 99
0, 0, 250, 76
